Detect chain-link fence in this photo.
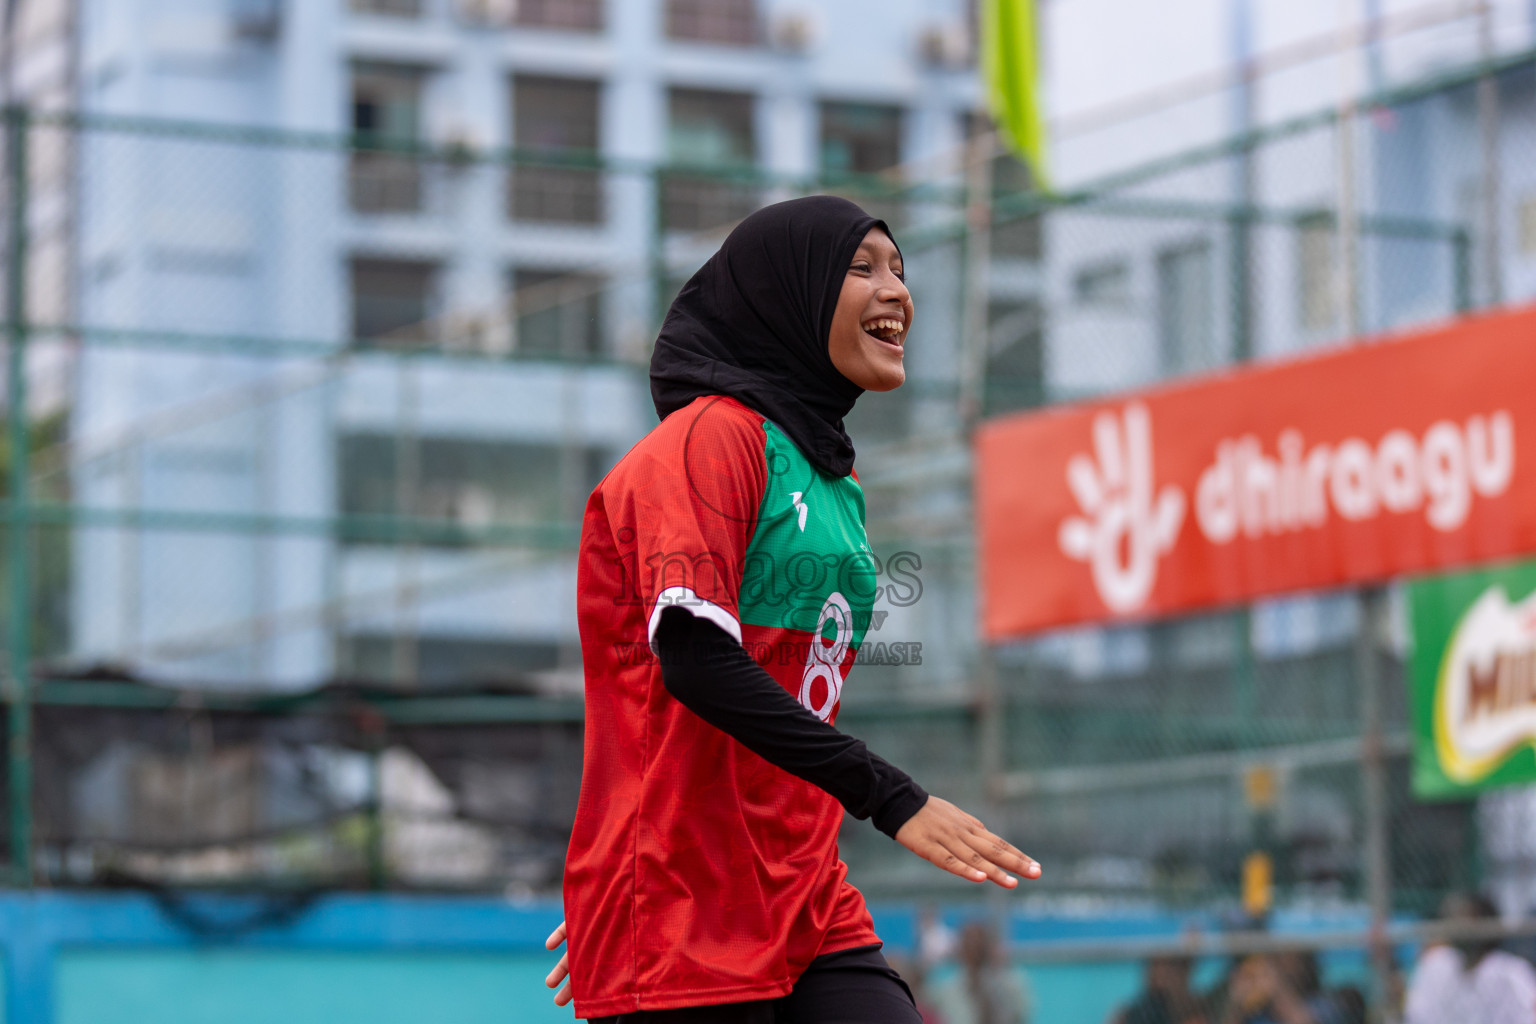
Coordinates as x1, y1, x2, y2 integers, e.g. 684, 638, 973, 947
1, 38, 1534, 1022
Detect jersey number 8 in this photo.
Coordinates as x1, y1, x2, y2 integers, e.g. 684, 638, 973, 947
798, 592, 853, 721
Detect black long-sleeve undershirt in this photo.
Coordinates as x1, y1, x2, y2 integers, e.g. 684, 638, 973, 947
653, 605, 929, 839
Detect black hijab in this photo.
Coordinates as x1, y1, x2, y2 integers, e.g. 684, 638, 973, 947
649, 195, 899, 478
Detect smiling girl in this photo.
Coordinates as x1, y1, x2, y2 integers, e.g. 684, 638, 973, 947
548, 196, 1039, 1023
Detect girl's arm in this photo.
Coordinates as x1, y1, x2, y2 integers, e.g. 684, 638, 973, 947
656, 606, 1040, 887
656, 605, 926, 835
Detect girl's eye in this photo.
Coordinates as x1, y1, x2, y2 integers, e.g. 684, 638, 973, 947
850, 262, 872, 273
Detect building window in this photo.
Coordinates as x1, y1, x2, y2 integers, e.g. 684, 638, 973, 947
349, 0, 422, 15
512, 0, 604, 30
665, 0, 757, 45
351, 259, 437, 345
350, 64, 425, 214
1519, 192, 1536, 257
1297, 211, 1337, 331
820, 102, 903, 178
663, 88, 758, 231
1156, 241, 1216, 375
820, 102, 905, 226
656, 271, 694, 327
668, 88, 754, 165
1073, 260, 1130, 307
512, 269, 605, 357
352, 64, 421, 143
510, 76, 603, 225
339, 434, 609, 534
984, 299, 1044, 414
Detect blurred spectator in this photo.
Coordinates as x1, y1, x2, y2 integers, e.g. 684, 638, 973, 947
889, 952, 950, 1024
1405, 893, 1536, 1024
1108, 954, 1209, 1024
1212, 951, 1345, 1024
1329, 986, 1366, 1024
930, 920, 1032, 1024
919, 902, 959, 970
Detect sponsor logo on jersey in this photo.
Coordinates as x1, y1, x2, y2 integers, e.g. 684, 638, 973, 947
791, 491, 809, 532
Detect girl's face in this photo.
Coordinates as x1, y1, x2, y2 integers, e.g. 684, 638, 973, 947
828, 228, 913, 392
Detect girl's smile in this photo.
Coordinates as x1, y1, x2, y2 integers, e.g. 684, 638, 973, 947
828, 228, 913, 392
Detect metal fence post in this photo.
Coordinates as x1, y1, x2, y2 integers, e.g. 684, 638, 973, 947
1476, 0, 1501, 307
1453, 227, 1474, 314
4, 103, 33, 886
957, 131, 994, 430
1333, 10, 1394, 996
1357, 586, 1393, 1010
366, 733, 386, 891
650, 166, 669, 329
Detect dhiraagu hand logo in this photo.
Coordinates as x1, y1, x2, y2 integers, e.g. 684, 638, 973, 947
1057, 403, 1186, 613
1433, 584, 1536, 784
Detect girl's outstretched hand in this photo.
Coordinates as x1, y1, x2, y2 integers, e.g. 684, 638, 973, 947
545, 920, 572, 1007
894, 795, 1041, 888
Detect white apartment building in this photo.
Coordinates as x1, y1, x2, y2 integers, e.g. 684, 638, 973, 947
10, 0, 1531, 695
4, 0, 993, 691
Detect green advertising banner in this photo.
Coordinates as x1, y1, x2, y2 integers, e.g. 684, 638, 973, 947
1410, 559, 1536, 800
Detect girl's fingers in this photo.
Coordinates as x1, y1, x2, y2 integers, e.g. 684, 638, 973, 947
960, 821, 1038, 873
926, 835, 1001, 884
896, 799, 1042, 888
972, 829, 1040, 878
936, 830, 1040, 887
951, 837, 1017, 887
546, 921, 572, 1005
912, 835, 960, 876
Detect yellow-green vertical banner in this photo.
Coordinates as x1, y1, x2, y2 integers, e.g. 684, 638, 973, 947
981, 0, 1048, 188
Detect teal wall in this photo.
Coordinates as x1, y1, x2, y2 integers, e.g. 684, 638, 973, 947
1026, 962, 1140, 1024
0, 892, 569, 1024
47, 952, 1148, 1024
56, 950, 572, 1024
0, 892, 1399, 1024
924, 961, 1142, 1024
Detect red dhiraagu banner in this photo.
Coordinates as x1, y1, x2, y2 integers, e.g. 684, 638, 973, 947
976, 303, 1536, 640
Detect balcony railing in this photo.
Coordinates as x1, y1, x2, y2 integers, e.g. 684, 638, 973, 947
660, 172, 760, 233
349, 152, 424, 214
509, 165, 603, 225
349, 0, 422, 15
666, 0, 758, 45
513, 0, 604, 30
